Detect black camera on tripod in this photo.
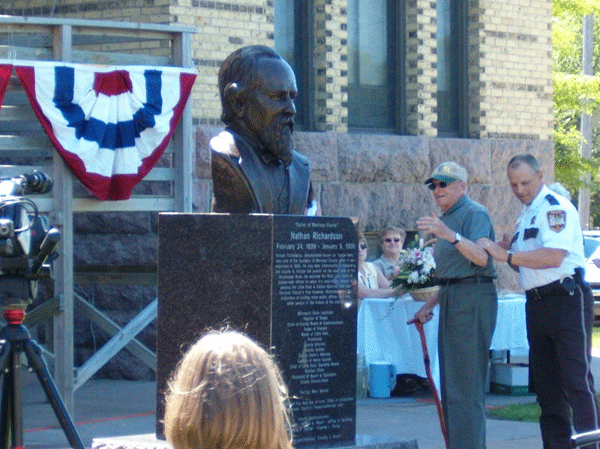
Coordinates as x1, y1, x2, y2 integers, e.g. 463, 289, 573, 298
0, 171, 60, 309
0, 172, 83, 449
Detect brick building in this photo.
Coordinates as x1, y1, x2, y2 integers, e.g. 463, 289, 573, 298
1, 0, 554, 273
0, 0, 555, 261
0, 0, 554, 383
0, 0, 553, 139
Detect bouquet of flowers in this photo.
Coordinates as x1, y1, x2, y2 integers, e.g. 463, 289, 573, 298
391, 238, 437, 293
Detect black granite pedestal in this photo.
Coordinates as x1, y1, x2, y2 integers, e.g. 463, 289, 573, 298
156, 214, 359, 446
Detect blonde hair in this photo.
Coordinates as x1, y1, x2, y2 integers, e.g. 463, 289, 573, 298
164, 329, 293, 449
378, 226, 406, 244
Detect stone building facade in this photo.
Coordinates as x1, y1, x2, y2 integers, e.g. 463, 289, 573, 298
0, 0, 554, 379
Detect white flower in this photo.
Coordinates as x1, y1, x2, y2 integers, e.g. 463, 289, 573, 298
422, 258, 435, 272
392, 243, 437, 290
408, 270, 420, 284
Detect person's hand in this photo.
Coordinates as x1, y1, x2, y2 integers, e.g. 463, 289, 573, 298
497, 233, 511, 250
410, 304, 435, 324
477, 238, 507, 262
416, 214, 454, 242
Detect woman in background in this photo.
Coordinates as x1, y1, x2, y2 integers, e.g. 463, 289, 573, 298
357, 231, 396, 304
373, 226, 406, 280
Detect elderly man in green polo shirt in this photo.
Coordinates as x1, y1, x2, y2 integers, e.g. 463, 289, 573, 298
413, 161, 498, 449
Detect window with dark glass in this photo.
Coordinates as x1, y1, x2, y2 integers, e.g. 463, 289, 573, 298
437, 0, 468, 137
347, 0, 403, 131
274, 1, 313, 130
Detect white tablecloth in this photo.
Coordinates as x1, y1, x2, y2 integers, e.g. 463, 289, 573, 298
357, 295, 441, 390
356, 292, 529, 393
490, 292, 529, 353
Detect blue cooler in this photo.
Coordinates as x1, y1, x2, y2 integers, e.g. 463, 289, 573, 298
369, 362, 396, 398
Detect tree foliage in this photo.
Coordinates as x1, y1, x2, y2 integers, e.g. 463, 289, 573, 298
553, 4, 600, 225
553, 0, 600, 17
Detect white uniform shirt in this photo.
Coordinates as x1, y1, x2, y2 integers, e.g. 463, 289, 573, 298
512, 184, 585, 290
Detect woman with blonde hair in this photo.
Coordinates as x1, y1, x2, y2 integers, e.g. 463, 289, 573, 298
373, 226, 406, 280
357, 231, 397, 304
164, 329, 293, 449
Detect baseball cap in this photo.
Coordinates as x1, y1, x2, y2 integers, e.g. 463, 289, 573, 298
425, 161, 468, 184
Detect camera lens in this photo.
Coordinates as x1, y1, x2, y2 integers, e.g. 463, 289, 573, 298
0, 219, 13, 237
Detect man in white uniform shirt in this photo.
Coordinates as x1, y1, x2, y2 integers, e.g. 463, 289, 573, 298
479, 154, 599, 449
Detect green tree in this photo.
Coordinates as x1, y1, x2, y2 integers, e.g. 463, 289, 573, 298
553, 2, 600, 224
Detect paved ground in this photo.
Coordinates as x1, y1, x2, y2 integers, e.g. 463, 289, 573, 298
18, 351, 600, 449
19, 368, 541, 448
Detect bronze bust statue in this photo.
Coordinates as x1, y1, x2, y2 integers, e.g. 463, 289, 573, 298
210, 45, 311, 214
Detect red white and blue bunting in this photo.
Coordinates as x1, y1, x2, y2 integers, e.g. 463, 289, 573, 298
13, 61, 196, 200
0, 64, 12, 108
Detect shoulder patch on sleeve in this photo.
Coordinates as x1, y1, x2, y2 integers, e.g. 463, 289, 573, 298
547, 210, 566, 232
545, 194, 559, 205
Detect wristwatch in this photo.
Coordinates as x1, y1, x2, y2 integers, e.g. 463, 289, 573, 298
507, 250, 514, 266
451, 232, 462, 245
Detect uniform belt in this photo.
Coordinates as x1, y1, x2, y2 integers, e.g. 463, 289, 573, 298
526, 279, 564, 301
526, 268, 585, 301
438, 276, 495, 286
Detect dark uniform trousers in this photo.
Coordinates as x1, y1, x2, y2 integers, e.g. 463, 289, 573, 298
526, 275, 600, 449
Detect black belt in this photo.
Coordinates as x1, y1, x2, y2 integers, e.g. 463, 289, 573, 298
438, 276, 495, 286
526, 279, 564, 301
526, 268, 586, 301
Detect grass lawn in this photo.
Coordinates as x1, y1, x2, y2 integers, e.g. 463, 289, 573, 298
486, 325, 600, 422
486, 401, 541, 422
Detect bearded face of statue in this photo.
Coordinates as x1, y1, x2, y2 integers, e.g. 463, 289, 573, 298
241, 57, 297, 166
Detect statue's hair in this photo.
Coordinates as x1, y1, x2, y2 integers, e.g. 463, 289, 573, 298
218, 45, 283, 124
164, 329, 293, 449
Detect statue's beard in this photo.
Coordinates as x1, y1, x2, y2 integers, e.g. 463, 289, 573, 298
260, 118, 294, 166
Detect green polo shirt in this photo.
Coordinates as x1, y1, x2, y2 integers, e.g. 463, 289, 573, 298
434, 194, 497, 280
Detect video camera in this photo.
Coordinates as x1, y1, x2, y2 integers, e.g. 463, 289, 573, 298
0, 171, 60, 309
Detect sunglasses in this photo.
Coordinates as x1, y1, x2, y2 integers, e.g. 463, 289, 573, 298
428, 181, 449, 191
359, 243, 368, 250
385, 238, 401, 243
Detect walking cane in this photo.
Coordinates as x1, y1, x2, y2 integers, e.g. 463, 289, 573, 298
407, 317, 450, 449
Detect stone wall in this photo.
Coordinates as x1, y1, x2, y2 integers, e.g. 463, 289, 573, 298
71, 212, 159, 380
196, 126, 554, 237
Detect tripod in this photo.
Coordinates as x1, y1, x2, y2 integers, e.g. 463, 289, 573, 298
0, 307, 84, 449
